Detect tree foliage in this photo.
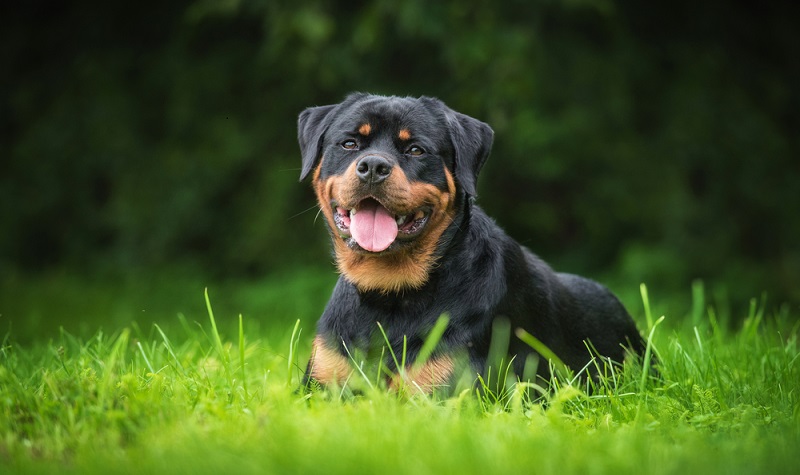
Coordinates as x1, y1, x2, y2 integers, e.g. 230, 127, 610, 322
1, 0, 798, 302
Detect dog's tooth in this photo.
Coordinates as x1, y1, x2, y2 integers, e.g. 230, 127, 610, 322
349, 208, 356, 217
414, 210, 425, 220
396, 215, 407, 226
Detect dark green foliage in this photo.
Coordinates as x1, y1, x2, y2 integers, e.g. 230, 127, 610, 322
2, 1, 798, 303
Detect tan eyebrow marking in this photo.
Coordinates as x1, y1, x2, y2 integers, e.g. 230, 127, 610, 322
398, 129, 411, 141
358, 123, 371, 136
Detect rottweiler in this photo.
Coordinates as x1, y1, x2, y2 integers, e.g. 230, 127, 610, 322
298, 93, 644, 394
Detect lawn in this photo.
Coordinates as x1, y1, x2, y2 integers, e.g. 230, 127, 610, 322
1, 271, 798, 474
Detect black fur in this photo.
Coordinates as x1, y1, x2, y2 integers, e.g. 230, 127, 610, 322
298, 93, 644, 390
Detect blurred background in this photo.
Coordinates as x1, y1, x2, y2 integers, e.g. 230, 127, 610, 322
1, 0, 798, 340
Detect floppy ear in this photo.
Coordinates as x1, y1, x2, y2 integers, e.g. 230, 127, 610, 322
446, 111, 494, 197
297, 104, 337, 181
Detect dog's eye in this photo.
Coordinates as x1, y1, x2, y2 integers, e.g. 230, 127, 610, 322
341, 140, 359, 150
407, 146, 425, 157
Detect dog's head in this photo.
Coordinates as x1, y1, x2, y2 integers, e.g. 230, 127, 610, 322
298, 93, 493, 293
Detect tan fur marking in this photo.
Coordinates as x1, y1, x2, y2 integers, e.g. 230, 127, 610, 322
312, 159, 458, 293
398, 129, 411, 141
390, 355, 455, 394
359, 123, 371, 136
339, 166, 455, 292
312, 156, 323, 182
308, 336, 352, 385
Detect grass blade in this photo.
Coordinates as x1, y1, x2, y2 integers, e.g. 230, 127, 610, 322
640, 283, 654, 330
691, 279, 705, 328
515, 327, 569, 377
137, 341, 156, 374
204, 288, 232, 388
286, 318, 301, 388
376, 322, 401, 373
155, 323, 184, 373
639, 315, 664, 394
239, 313, 248, 398
415, 314, 449, 368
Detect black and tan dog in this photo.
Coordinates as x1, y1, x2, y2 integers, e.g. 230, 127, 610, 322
298, 93, 644, 393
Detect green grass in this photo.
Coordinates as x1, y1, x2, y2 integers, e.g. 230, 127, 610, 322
1, 275, 798, 474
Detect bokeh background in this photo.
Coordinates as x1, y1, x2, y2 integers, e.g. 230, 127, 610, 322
2, 0, 798, 338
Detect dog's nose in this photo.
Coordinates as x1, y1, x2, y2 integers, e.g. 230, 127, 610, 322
355, 155, 393, 184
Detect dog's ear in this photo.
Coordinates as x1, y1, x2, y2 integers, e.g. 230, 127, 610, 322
446, 110, 494, 197
297, 104, 337, 181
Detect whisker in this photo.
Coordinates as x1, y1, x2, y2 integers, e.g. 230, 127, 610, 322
288, 204, 321, 221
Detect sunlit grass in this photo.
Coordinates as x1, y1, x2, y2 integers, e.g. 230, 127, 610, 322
0, 279, 798, 474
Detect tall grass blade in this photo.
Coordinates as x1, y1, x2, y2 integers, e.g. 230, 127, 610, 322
239, 314, 248, 397
743, 294, 766, 342
341, 340, 374, 391
515, 327, 568, 376
204, 288, 229, 368
415, 314, 449, 368
691, 279, 705, 328
100, 328, 130, 404
487, 317, 511, 370
640, 283, 654, 330
376, 322, 401, 373
286, 318, 301, 388
639, 315, 664, 394
137, 341, 156, 374
401, 335, 408, 373
155, 323, 184, 373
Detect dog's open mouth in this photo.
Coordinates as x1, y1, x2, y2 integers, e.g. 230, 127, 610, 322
332, 198, 430, 253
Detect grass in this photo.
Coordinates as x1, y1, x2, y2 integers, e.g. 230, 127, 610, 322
1, 273, 798, 474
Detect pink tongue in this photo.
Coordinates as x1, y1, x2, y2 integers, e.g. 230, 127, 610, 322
350, 201, 398, 252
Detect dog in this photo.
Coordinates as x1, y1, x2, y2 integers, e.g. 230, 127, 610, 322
297, 93, 645, 394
